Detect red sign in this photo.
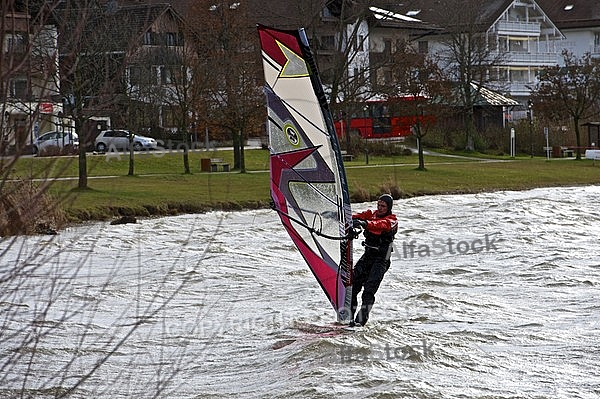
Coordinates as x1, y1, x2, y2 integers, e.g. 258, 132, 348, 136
40, 103, 53, 114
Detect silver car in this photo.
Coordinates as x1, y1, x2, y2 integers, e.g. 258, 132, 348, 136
94, 129, 157, 152
32, 131, 79, 156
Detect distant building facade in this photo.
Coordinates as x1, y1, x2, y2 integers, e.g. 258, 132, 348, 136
1, 5, 64, 152
537, 0, 600, 60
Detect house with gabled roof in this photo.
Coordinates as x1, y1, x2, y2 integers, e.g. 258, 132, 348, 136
536, 0, 600, 60
114, 3, 192, 136
382, 0, 564, 114
49, 1, 195, 142
1, 2, 62, 153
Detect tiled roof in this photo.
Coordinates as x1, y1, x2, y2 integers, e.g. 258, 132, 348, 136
369, 0, 514, 30
473, 83, 520, 107
54, 3, 179, 52
128, 0, 326, 30
535, 0, 600, 29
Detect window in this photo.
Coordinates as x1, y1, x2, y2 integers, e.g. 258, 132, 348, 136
166, 32, 177, 46
355, 34, 364, 51
4, 34, 26, 53
163, 107, 176, 128
40, 132, 58, 141
129, 66, 158, 85
382, 69, 392, 85
510, 40, 524, 51
383, 39, 392, 55
418, 40, 428, 54
10, 79, 28, 98
320, 35, 335, 50
321, 6, 334, 18
143, 31, 154, 45
161, 66, 185, 85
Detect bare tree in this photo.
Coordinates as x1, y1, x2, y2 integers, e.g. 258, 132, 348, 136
52, 1, 145, 188
386, 40, 449, 170
313, 0, 388, 151
1, 3, 194, 397
122, 6, 200, 174
191, 0, 264, 173
161, 51, 196, 175
532, 51, 600, 160
432, 0, 506, 151
1, 0, 74, 235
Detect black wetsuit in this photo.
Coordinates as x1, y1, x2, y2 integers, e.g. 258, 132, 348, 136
351, 215, 397, 325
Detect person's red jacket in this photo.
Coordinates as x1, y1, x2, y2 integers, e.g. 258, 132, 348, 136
353, 209, 398, 235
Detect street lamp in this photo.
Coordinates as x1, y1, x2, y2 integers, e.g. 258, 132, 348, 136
527, 99, 533, 158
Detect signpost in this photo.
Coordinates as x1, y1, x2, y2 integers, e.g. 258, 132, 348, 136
544, 127, 549, 160
510, 127, 515, 158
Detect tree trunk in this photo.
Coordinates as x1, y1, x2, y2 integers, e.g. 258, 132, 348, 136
417, 135, 425, 170
233, 131, 240, 170
183, 146, 190, 173
78, 147, 87, 188
128, 133, 134, 176
574, 116, 582, 160
77, 119, 87, 189
239, 130, 246, 173
465, 108, 475, 151
182, 130, 191, 174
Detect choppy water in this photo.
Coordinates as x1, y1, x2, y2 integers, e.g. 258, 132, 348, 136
1, 186, 600, 398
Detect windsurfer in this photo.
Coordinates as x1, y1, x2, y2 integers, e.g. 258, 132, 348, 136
350, 194, 398, 326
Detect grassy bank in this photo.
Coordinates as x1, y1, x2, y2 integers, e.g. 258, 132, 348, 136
7, 148, 600, 223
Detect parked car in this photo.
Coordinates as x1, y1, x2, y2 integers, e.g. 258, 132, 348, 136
32, 131, 79, 156
94, 129, 157, 152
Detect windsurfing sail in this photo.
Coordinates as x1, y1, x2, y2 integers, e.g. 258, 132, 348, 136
257, 24, 353, 322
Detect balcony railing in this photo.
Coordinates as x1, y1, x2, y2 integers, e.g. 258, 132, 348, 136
489, 81, 534, 97
491, 51, 559, 66
508, 82, 535, 96
496, 21, 541, 35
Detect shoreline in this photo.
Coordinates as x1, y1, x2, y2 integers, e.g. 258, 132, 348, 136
6, 152, 600, 235
64, 181, 598, 225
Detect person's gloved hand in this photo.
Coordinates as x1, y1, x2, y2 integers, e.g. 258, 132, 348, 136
352, 219, 367, 229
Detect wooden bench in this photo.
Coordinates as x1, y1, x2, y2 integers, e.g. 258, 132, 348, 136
340, 150, 354, 162
546, 147, 575, 157
210, 158, 230, 172
200, 158, 230, 172
562, 147, 574, 157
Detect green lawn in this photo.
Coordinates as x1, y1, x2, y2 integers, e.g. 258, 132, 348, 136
5, 148, 600, 222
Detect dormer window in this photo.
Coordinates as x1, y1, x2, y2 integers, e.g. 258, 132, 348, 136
143, 31, 154, 45
166, 32, 176, 46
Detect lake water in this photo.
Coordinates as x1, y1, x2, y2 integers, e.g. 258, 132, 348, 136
1, 186, 599, 398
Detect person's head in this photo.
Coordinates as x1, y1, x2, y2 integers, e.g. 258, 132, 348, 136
377, 194, 393, 216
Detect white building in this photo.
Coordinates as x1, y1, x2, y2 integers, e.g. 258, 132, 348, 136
377, 0, 564, 110
536, 0, 600, 61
